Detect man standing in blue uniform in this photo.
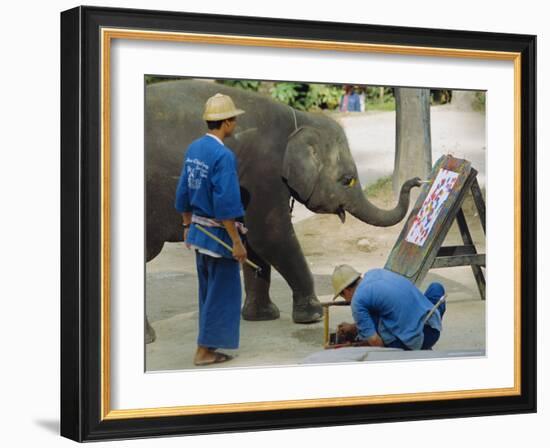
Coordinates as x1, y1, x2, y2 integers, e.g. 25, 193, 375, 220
175, 93, 247, 366
332, 265, 446, 350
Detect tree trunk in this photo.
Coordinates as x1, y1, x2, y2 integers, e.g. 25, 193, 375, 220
451, 90, 477, 111
393, 88, 432, 202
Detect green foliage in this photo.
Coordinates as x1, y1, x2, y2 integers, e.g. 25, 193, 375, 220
217, 80, 343, 111
430, 89, 452, 105
473, 91, 486, 112
367, 98, 396, 111
145, 75, 179, 85
217, 79, 261, 91
303, 84, 342, 110
268, 82, 342, 111
363, 86, 393, 103
269, 83, 396, 111
270, 82, 305, 109
144, 76, 404, 113
360, 87, 395, 111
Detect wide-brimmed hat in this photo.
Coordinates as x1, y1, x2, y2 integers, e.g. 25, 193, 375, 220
202, 93, 245, 121
331, 264, 361, 300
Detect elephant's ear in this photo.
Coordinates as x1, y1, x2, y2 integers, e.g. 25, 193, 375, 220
282, 126, 322, 203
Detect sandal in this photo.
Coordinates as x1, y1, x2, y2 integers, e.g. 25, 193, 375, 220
194, 352, 233, 366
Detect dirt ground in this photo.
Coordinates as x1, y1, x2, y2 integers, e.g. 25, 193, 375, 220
145, 105, 486, 371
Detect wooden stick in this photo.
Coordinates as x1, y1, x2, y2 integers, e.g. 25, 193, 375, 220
423, 294, 447, 324
194, 224, 262, 272
323, 306, 329, 346
320, 301, 350, 307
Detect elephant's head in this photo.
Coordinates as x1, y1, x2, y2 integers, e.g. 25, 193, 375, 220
281, 124, 421, 227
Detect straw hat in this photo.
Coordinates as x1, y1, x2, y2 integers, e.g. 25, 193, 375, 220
331, 264, 361, 300
202, 93, 245, 121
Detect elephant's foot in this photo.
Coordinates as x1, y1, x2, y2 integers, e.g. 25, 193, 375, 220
292, 296, 323, 324
145, 318, 156, 344
241, 296, 280, 321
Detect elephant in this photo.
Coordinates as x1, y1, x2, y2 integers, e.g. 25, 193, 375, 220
145, 79, 420, 332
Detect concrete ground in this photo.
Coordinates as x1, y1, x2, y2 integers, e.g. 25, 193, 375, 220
146, 243, 485, 371
338, 104, 486, 187
146, 105, 486, 371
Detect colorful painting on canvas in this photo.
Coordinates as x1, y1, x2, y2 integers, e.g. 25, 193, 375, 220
405, 169, 459, 246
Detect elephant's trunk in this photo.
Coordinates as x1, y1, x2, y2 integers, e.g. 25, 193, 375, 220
345, 177, 421, 227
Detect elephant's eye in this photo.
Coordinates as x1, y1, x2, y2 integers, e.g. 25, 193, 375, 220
341, 175, 356, 188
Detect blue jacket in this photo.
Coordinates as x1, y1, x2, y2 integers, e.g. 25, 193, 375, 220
339, 93, 361, 112
351, 269, 442, 350
174, 135, 244, 258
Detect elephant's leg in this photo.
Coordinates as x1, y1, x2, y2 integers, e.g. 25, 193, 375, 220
241, 244, 280, 321
145, 317, 156, 344
246, 213, 323, 324
146, 234, 166, 263
145, 239, 164, 344
267, 233, 322, 323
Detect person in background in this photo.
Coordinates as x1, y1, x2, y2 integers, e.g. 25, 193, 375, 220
339, 85, 361, 112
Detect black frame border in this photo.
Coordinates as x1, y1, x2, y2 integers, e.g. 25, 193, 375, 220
61, 6, 536, 442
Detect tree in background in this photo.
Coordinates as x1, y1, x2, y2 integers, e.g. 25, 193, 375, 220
393, 88, 432, 200
431, 89, 452, 105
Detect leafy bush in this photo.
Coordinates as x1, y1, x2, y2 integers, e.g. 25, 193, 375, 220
430, 89, 452, 105
145, 75, 177, 85
303, 84, 342, 110
473, 91, 486, 112
270, 82, 305, 109
219, 80, 344, 111
217, 79, 261, 91
361, 87, 396, 111
147, 77, 404, 113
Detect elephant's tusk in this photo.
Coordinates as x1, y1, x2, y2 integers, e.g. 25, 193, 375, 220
337, 209, 346, 224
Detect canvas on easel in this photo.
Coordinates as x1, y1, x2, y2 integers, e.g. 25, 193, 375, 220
385, 155, 486, 299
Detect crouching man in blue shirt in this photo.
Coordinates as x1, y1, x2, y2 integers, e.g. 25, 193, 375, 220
175, 93, 247, 366
332, 265, 446, 350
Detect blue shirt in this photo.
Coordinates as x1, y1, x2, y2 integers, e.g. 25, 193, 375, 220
339, 93, 361, 112
174, 135, 244, 258
351, 269, 442, 350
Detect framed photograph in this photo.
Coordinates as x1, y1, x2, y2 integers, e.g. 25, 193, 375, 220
60, 6, 536, 442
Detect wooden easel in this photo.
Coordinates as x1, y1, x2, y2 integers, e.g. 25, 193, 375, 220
422, 172, 486, 299
321, 156, 486, 348
385, 156, 486, 300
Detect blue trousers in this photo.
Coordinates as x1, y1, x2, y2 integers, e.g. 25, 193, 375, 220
424, 282, 446, 318
387, 282, 446, 350
195, 252, 241, 349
